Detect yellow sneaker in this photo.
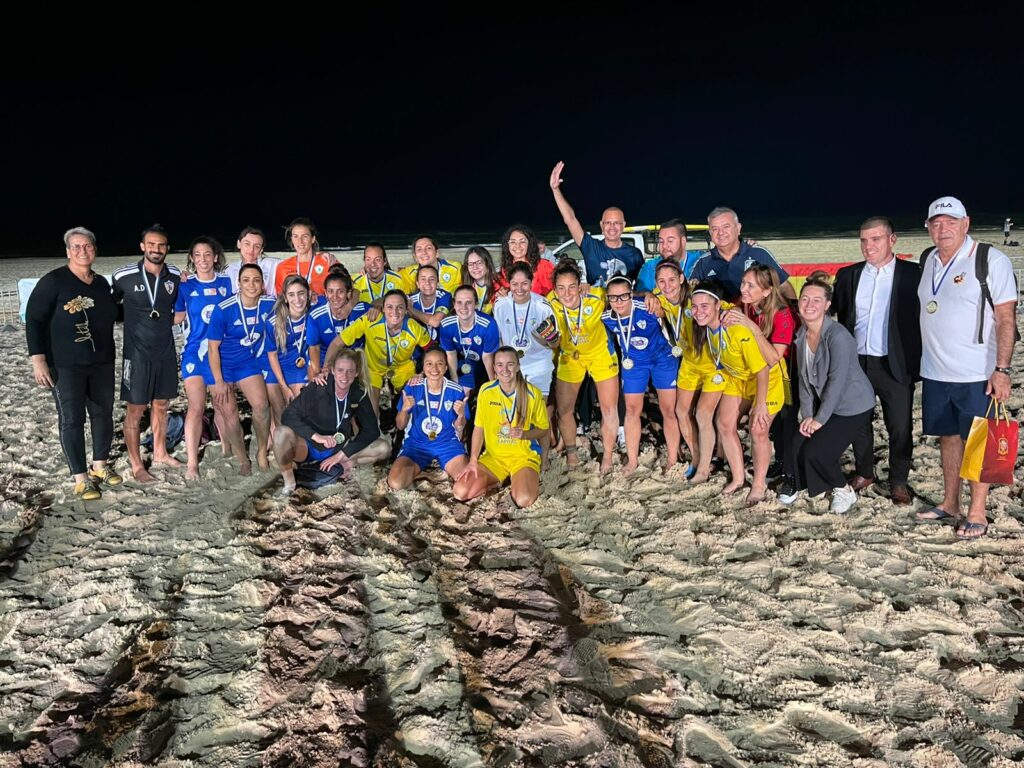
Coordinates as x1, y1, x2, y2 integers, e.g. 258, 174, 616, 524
74, 481, 102, 501
89, 467, 123, 486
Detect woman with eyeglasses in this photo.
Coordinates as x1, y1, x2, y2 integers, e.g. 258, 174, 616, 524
601, 276, 681, 475
461, 245, 499, 314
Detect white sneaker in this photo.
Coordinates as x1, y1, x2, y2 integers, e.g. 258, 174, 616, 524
280, 483, 297, 497
830, 485, 857, 515
616, 426, 626, 450
778, 488, 805, 505
576, 425, 585, 436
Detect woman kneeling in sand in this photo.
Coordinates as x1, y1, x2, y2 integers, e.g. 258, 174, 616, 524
453, 347, 550, 508
387, 348, 468, 490
274, 350, 390, 495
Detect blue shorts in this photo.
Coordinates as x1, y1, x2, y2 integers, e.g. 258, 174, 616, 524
398, 438, 467, 470
922, 378, 988, 440
221, 356, 263, 384
181, 347, 214, 385
305, 439, 338, 462
277, 357, 311, 386
621, 356, 679, 395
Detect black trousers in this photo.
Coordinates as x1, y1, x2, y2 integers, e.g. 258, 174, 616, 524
793, 408, 872, 497
852, 355, 914, 485
52, 363, 115, 476
773, 372, 801, 476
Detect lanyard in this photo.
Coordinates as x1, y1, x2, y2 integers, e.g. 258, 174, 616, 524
614, 305, 634, 355
669, 300, 683, 343
331, 307, 352, 335
931, 242, 975, 296
290, 314, 308, 356
457, 315, 476, 357
475, 282, 489, 306
512, 298, 531, 347
334, 392, 349, 431
501, 387, 517, 426
423, 380, 439, 422
142, 267, 162, 314
384, 323, 400, 367
237, 296, 259, 348
367, 276, 384, 302
562, 299, 584, 347
301, 254, 317, 286
709, 326, 725, 370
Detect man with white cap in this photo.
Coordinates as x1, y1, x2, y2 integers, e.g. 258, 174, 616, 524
916, 196, 1017, 539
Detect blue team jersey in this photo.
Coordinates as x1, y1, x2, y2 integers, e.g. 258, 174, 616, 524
175, 275, 233, 355
580, 233, 644, 287
601, 300, 673, 363
438, 312, 501, 389
410, 289, 452, 342
400, 378, 466, 446
207, 295, 276, 368
268, 311, 322, 368
689, 242, 788, 302
311, 301, 369, 364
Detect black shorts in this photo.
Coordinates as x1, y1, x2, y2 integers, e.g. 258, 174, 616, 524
121, 351, 179, 404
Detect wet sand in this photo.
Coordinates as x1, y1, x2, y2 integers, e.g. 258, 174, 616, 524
1, 236, 1023, 764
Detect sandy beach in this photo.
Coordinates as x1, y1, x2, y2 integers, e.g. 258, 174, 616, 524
1, 234, 1022, 765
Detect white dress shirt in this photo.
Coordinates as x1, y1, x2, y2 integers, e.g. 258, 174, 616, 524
854, 257, 895, 356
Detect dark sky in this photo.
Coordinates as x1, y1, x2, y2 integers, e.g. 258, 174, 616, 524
3, 8, 1022, 254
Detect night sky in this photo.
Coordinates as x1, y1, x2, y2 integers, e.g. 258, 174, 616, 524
3, 8, 1022, 255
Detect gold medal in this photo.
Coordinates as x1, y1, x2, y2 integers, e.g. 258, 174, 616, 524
516, 349, 525, 359
926, 300, 938, 314
385, 366, 395, 378
295, 357, 306, 369
428, 431, 437, 441
571, 350, 580, 360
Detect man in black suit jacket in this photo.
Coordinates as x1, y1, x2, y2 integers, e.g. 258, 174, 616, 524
830, 217, 922, 505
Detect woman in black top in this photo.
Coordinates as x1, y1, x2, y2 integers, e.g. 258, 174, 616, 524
26, 227, 121, 500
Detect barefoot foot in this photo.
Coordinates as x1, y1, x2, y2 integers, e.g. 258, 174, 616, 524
132, 466, 156, 483
153, 455, 183, 469
185, 465, 200, 481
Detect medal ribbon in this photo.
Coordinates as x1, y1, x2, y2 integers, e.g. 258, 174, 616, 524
457, 315, 475, 361
142, 267, 162, 315
709, 326, 725, 371
512, 298, 532, 348
562, 299, 584, 349
237, 296, 259, 352
291, 314, 308, 358
501, 388, 517, 428
931, 242, 975, 297
334, 392, 349, 432
614, 302, 635, 359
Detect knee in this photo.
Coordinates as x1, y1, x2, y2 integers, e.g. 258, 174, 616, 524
512, 488, 538, 508
272, 426, 296, 452
714, 412, 734, 433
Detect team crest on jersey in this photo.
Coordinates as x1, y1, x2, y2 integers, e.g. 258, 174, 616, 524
744, 258, 756, 270
953, 273, 966, 284
219, 286, 227, 296
201, 305, 215, 323
444, 400, 453, 411
315, 264, 324, 274
583, 306, 593, 316
186, 363, 195, 373
473, 335, 482, 345
684, 308, 693, 318
165, 282, 175, 294
632, 337, 649, 350
400, 339, 410, 348
637, 320, 647, 329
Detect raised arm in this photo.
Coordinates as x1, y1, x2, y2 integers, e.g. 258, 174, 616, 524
549, 161, 585, 246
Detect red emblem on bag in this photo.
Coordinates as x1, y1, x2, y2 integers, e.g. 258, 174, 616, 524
998, 437, 1008, 457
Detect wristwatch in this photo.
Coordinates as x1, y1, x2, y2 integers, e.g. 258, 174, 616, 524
993, 366, 1012, 375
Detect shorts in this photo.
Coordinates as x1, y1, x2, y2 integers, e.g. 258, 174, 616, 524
621, 356, 679, 394
181, 347, 214, 385
121, 351, 179, 404
922, 378, 989, 440
398, 438, 467, 470
676, 360, 727, 393
304, 438, 338, 462
278, 356, 311, 386
479, 448, 541, 484
725, 365, 786, 415
556, 350, 619, 384
221, 356, 263, 384
369, 361, 415, 390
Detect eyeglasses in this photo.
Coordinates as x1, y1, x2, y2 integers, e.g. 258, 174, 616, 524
466, 260, 485, 267
69, 244, 97, 253
507, 238, 528, 246
607, 293, 632, 302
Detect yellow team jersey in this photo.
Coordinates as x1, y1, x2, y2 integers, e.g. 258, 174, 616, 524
352, 270, 404, 304
472, 282, 494, 315
707, 323, 768, 380
475, 380, 549, 462
550, 289, 613, 360
340, 315, 430, 386
399, 260, 462, 296
656, 294, 696, 353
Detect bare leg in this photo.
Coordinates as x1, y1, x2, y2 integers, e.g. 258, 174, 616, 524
595, 376, 620, 474
183, 377, 208, 480
212, 394, 250, 475
237, 375, 271, 470
623, 393, 644, 475
938, 434, 964, 516
676, 388, 699, 469
657, 387, 680, 469
716, 395, 746, 494
150, 399, 183, 468
452, 463, 501, 501
272, 425, 306, 491
555, 378, 583, 468
965, 480, 991, 529
747, 404, 775, 503
691, 390, 723, 482
124, 403, 154, 482
387, 457, 421, 490
509, 468, 541, 508
443, 454, 469, 481
350, 436, 391, 466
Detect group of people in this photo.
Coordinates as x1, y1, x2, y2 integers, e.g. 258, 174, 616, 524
25, 172, 1017, 534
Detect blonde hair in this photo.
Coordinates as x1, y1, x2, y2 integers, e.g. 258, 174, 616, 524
331, 348, 368, 391
274, 275, 312, 352
495, 346, 529, 428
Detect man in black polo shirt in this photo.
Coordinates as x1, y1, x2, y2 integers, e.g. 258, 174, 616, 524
111, 224, 183, 482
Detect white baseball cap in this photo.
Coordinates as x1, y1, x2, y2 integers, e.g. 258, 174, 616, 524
927, 196, 968, 221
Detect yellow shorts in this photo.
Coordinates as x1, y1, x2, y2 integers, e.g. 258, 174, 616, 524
480, 451, 541, 484
676, 360, 727, 393
369, 361, 415, 390
556, 350, 619, 384
725, 366, 785, 415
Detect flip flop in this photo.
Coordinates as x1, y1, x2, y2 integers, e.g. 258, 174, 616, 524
916, 506, 956, 523
956, 521, 989, 540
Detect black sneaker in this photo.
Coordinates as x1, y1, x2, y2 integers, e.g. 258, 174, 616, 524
766, 460, 784, 480
777, 475, 799, 503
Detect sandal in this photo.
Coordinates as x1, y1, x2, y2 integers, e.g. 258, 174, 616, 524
916, 506, 956, 523
956, 521, 989, 540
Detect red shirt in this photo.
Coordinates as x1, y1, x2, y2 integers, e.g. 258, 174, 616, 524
496, 258, 554, 297
745, 303, 798, 361
275, 252, 336, 298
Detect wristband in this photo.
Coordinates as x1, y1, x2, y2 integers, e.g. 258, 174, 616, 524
994, 367, 1012, 376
